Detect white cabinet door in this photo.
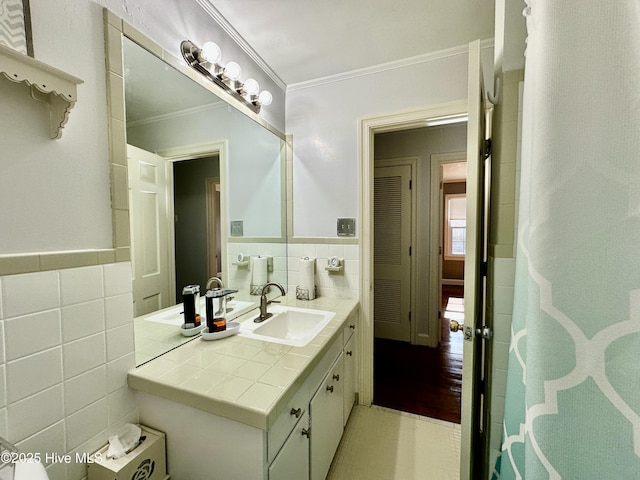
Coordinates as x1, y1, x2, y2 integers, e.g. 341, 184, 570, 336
269, 410, 310, 480
343, 333, 357, 426
310, 354, 344, 480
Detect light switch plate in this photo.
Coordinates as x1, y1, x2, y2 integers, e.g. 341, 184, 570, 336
230, 220, 243, 236
337, 218, 356, 236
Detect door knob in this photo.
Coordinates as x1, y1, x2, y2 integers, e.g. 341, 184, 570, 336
450, 320, 464, 333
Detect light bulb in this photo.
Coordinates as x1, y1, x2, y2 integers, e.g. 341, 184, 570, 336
223, 61, 242, 81
258, 90, 273, 106
199, 42, 221, 64
243, 78, 260, 96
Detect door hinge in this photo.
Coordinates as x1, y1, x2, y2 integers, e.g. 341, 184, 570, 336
409, 179, 412, 189
409, 246, 412, 256
480, 261, 488, 277
409, 311, 411, 322
479, 379, 486, 395
483, 138, 492, 159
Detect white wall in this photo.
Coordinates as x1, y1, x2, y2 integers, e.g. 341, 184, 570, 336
286, 46, 493, 238
0, 0, 111, 254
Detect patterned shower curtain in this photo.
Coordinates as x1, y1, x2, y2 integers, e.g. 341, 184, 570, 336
497, 0, 640, 478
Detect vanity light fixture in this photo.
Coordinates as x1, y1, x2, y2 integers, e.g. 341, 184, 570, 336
181, 39, 272, 113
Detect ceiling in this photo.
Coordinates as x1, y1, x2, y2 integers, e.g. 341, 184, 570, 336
200, 0, 495, 86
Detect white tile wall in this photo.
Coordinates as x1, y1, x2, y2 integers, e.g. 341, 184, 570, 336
226, 242, 288, 293
0, 263, 138, 480
489, 256, 516, 469
287, 243, 359, 299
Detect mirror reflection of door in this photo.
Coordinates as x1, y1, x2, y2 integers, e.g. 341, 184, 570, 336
127, 145, 171, 318
173, 155, 220, 300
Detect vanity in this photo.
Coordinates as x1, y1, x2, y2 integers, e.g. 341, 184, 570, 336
128, 296, 359, 480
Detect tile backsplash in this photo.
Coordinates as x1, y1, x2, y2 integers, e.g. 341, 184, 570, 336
0, 262, 138, 480
288, 243, 359, 299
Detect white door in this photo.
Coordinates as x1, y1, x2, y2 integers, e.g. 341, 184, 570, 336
373, 164, 412, 342
127, 145, 171, 317
457, 39, 489, 479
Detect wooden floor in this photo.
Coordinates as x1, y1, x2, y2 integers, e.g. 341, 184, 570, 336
373, 286, 464, 424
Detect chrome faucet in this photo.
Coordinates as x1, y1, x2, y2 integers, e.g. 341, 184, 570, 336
254, 282, 286, 323
206, 276, 224, 290
205, 277, 229, 314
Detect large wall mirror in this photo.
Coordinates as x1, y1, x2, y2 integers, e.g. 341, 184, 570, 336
106, 19, 288, 366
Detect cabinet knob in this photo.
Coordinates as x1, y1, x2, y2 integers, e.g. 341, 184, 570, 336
349, 324, 356, 330
326, 385, 334, 393
301, 428, 311, 438
346, 350, 353, 356
290, 407, 302, 418
333, 374, 340, 382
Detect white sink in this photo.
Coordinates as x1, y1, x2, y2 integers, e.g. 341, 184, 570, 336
239, 306, 335, 347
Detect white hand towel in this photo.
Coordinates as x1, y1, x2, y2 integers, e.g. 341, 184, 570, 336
299, 257, 316, 300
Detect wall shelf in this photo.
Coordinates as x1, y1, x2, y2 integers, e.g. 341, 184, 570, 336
0, 44, 83, 139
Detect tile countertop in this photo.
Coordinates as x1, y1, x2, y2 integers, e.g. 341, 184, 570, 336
128, 294, 359, 431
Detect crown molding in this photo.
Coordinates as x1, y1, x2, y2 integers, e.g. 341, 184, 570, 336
197, 0, 286, 91
288, 38, 495, 93
127, 102, 227, 128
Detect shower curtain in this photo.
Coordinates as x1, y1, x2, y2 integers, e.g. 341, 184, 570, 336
497, 0, 640, 478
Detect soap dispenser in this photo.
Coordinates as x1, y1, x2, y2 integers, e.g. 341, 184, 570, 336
182, 284, 201, 328
205, 288, 229, 333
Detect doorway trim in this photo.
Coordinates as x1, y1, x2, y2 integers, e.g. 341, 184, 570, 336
205, 177, 222, 279
430, 152, 467, 344
156, 140, 229, 304
358, 100, 467, 406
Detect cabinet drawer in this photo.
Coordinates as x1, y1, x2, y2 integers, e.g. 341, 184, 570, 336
342, 309, 358, 345
268, 382, 309, 464
269, 410, 309, 480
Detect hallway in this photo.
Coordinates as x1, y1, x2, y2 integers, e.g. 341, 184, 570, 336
373, 286, 464, 423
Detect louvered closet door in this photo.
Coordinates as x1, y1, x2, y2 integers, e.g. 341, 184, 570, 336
373, 165, 412, 341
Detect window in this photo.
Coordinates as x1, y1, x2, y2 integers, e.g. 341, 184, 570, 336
445, 193, 466, 260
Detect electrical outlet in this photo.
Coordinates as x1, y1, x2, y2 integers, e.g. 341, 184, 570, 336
337, 218, 356, 236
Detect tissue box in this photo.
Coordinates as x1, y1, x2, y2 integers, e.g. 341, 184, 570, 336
87, 425, 169, 480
